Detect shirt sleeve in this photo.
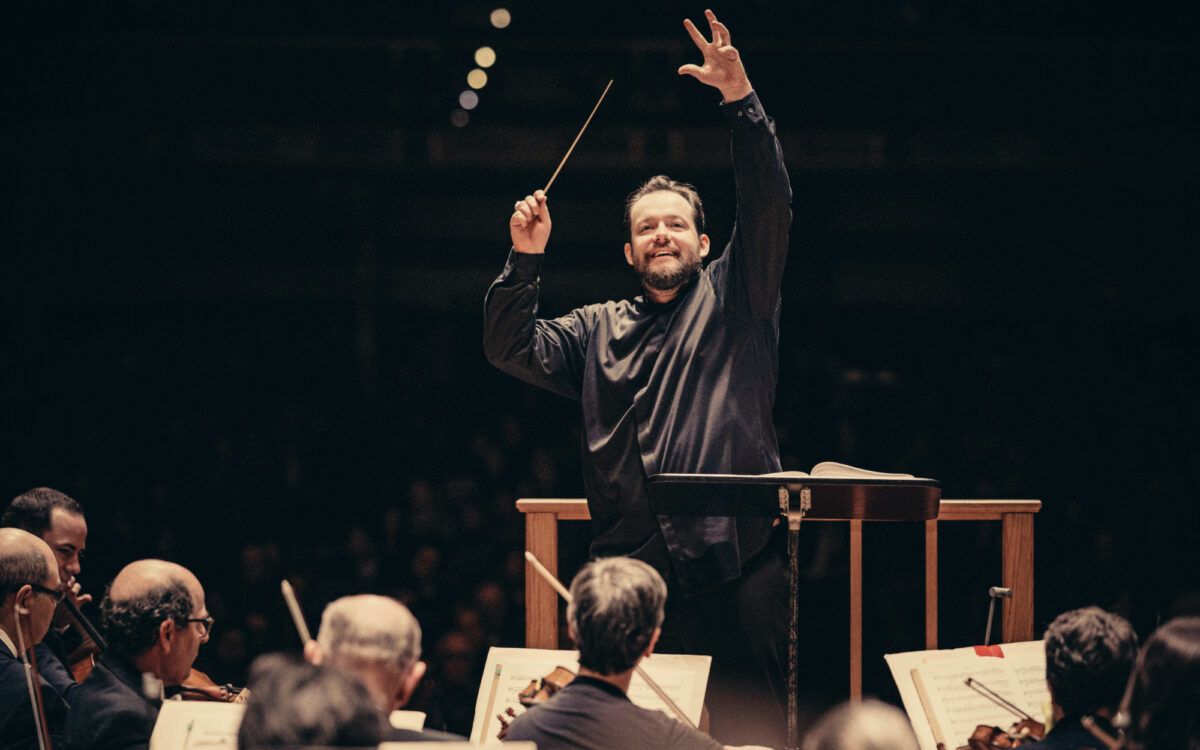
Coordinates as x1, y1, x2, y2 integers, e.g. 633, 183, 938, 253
483, 249, 594, 400
708, 90, 793, 320
660, 713, 726, 750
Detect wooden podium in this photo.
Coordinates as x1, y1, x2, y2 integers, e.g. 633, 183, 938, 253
516, 494, 1041, 699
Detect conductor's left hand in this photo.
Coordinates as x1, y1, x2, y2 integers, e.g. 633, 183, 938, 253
677, 9, 753, 103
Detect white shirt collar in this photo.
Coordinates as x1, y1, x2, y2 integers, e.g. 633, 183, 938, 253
0, 624, 19, 656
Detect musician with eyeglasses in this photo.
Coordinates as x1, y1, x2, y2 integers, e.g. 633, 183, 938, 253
63, 559, 213, 750
1, 527, 70, 749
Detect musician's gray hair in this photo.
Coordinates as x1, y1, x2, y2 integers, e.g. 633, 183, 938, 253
568, 557, 667, 675
802, 699, 920, 750
317, 595, 421, 674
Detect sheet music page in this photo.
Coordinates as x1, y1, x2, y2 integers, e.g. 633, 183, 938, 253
148, 700, 244, 750
627, 652, 711, 725
918, 655, 1027, 747
469, 647, 710, 745
886, 642, 1046, 750
995, 641, 1051, 720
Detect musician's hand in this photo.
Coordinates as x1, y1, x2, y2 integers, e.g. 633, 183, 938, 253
677, 9, 753, 103
510, 190, 551, 254
67, 577, 93, 606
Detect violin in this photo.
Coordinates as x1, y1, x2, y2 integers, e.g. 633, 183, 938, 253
965, 718, 1046, 749
175, 667, 247, 703
961, 678, 1046, 750
518, 665, 576, 706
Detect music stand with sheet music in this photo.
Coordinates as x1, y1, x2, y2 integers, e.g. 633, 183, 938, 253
648, 473, 942, 750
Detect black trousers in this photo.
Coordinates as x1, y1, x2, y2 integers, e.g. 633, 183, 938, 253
657, 528, 790, 748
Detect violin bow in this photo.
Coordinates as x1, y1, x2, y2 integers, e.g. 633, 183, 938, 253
964, 677, 1035, 722
14, 604, 53, 750
524, 551, 697, 729
280, 579, 313, 646
542, 80, 613, 195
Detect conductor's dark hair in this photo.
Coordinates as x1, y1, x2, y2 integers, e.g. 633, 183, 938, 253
1124, 616, 1200, 750
2, 487, 85, 535
568, 557, 666, 675
623, 175, 706, 237
100, 579, 194, 658
0, 544, 51, 602
237, 653, 384, 749
1043, 606, 1138, 718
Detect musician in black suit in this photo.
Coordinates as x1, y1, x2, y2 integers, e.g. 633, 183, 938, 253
304, 594, 465, 742
63, 559, 212, 750
2, 486, 93, 704
0, 527, 69, 750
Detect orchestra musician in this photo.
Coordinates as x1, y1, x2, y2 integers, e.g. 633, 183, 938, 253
237, 654, 386, 749
801, 699, 920, 750
63, 559, 213, 750
2, 486, 92, 701
484, 10, 792, 745
1022, 607, 1138, 750
502, 556, 772, 750
303, 594, 465, 742
0, 527, 70, 749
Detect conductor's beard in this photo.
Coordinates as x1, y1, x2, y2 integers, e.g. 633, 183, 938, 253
637, 253, 702, 294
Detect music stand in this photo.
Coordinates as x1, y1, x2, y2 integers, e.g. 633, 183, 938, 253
649, 473, 942, 750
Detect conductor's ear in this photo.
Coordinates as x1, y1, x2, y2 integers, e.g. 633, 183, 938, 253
698, 233, 711, 259
624, 242, 635, 268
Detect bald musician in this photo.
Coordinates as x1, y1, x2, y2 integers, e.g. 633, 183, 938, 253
64, 560, 212, 750
0, 528, 69, 749
485, 10, 792, 745
2, 486, 92, 702
304, 594, 465, 742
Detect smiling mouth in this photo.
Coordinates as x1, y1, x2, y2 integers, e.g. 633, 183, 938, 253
649, 250, 678, 259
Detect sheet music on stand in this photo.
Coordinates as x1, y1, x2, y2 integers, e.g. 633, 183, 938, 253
149, 700, 244, 749
885, 641, 1050, 750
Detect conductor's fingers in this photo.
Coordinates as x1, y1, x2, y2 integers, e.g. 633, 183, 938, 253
707, 12, 729, 46
682, 18, 708, 50
511, 211, 527, 228
678, 63, 705, 80
523, 195, 540, 217
719, 45, 739, 61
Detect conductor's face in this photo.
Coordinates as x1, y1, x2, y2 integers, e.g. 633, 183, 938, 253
624, 190, 710, 293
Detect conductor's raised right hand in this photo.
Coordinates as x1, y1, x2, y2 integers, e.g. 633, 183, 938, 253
510, 190, 551, 254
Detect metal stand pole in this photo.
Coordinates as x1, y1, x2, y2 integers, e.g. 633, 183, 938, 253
784, 485, 811, 750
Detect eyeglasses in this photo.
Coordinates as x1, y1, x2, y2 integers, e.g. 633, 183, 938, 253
186, 616, 215, 637
26, 583, 66, 606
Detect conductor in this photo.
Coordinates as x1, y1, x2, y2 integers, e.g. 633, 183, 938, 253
484, 10, 792, 745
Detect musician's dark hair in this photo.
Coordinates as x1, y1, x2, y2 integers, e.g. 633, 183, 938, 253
0, 543, 51, 603
623, 175, 705, 238
568, 557, 666, 675
237, 653, 384, 749
100, 579, 194, 657
2, 487, 85, 535
1123, 616, 1200, 750
1043, 606, 1138, 718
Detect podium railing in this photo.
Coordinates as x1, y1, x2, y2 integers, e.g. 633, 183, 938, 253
515, 498, 1041, 699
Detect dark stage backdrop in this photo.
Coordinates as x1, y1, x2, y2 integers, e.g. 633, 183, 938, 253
6, 0, 1199, 734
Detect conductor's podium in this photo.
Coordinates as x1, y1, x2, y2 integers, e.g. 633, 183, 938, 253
516, 493, 1040, 700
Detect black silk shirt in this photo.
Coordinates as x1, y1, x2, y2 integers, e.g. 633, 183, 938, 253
485, 91, 792, 594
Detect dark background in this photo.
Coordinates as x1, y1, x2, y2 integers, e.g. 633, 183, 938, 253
6, 0, 1199, 737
